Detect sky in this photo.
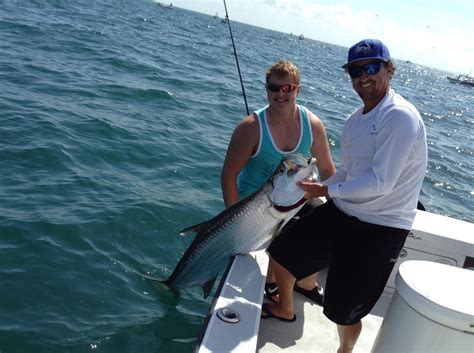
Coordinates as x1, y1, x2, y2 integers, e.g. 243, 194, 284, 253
166, 0, 474, 74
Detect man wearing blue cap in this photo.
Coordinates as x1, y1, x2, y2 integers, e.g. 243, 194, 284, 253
263, 39, 428, 353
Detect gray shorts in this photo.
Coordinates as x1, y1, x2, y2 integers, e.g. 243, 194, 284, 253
267, 200, 409, 325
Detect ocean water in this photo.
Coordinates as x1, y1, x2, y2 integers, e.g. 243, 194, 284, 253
0, 1, 472, 352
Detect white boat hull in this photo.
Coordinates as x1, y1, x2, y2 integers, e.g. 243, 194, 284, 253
195, 208, 474, 353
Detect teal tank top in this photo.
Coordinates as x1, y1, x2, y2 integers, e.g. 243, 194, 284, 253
237, 105, 313, 199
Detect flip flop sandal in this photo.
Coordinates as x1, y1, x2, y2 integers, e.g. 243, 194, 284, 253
260, 303, 296, 322
294, 283, 324, 306
264, 282, 279, 303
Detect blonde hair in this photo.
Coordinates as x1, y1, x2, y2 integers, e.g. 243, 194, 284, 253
266, 60, 300, 84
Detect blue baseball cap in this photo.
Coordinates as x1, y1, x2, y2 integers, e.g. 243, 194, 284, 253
343, 39, 391, 68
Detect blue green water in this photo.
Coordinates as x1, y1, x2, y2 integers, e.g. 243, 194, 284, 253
1, 1, 472, 352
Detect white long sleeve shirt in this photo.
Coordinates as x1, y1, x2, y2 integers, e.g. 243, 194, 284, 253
325, 89, 427, 230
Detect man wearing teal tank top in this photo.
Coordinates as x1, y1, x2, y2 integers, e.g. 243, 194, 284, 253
221, 60, 336, 304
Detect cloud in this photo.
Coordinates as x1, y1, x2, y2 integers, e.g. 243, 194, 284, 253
263, 0, 472, 72
170, 0, 473, 73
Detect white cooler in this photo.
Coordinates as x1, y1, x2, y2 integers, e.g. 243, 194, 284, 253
372, 260, 474, 353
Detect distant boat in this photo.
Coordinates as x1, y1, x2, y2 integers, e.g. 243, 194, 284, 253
214, 12, 218, 19
157, 2, 173, 8
447, 74, 474, 87
221, 15, 228, 24
298, 34, 304, 40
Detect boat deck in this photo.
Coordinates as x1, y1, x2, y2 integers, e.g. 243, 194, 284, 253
257, 267, 391, 352
196, 210, 474, 353
197, 251, 389, 353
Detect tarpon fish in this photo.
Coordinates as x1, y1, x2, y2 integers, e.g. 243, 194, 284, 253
159, 153, 317, 299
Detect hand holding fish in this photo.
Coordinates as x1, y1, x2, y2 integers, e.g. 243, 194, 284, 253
297, 180, 329, 200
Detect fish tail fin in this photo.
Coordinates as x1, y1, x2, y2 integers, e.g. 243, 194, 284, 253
142, 274, 179, 304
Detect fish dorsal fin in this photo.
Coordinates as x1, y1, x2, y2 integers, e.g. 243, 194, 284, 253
178, 220, 210, 236
202, 275, 218, 299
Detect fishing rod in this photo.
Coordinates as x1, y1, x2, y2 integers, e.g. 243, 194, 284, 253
222, 0, 249, 115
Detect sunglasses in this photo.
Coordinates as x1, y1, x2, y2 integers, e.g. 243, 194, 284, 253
266, 83, 300, 93
347, 62, 385, 79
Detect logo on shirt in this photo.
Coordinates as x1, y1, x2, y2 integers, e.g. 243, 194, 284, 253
370, 124, 377, 135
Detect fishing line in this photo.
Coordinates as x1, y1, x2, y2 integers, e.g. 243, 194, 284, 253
222, 0, 249, 115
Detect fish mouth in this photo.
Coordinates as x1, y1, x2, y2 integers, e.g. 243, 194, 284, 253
273, 197, 307, 212
269, 155, 316, 207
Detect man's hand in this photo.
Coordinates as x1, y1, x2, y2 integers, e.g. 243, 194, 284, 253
297, 181, 329, 200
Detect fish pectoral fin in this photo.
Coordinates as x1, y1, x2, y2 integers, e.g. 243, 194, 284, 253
275, 219, 286, 234
201, 275, 218, 299
178, 220, 210, 236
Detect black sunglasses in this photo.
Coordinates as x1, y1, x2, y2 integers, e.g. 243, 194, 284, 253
266, 83, 300, 93
347, 62, 386, 79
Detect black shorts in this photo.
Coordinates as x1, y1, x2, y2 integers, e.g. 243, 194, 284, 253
267, 200, 409, 325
